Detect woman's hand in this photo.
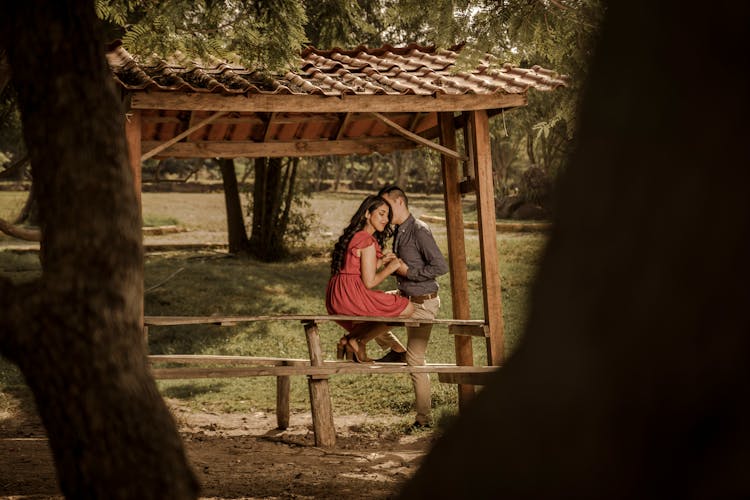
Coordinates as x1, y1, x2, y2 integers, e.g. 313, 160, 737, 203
377, 251, 397, 269
384, 258, 402, 274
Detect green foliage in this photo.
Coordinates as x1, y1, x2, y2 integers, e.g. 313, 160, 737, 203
304, 0, 375, 48
96, 0, 308, 70
0, 85, 24, 166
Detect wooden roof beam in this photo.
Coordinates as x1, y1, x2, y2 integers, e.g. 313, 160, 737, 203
130, 93, 527, 113
141, 137, 418, 159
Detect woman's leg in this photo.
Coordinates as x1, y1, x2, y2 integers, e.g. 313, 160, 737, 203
346, 322, 393, 362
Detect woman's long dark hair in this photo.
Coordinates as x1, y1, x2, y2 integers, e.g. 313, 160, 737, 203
330, 195, 393, 275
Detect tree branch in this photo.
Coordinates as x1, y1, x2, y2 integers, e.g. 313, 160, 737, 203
0, 217, 41, 241
0, 154, 29, 180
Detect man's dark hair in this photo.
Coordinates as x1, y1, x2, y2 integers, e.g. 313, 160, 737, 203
378, 184, 408, 207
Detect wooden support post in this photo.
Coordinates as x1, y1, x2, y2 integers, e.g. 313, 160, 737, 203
461, 111, 475, 182
303, 321, 336, 447
125, 109, 142, 209
276, 370, 291, 430
125, 108, 145, 337
468, 110, 505, 366
438, 112, 475, 408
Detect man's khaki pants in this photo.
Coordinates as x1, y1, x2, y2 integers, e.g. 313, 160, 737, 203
376, 296, 440, 425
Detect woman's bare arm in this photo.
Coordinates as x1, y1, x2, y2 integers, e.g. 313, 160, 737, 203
360, 244, 399, 289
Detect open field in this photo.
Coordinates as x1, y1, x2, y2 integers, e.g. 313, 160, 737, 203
0, 189, 548, 498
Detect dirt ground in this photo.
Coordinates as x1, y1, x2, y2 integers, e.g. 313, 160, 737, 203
0, 394, 437, 499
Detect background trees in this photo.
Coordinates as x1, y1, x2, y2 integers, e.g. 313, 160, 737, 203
1, 1, 601, 256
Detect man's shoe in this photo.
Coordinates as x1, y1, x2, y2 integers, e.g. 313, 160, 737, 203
405, 421, 432, 434
375, 350, 406, 363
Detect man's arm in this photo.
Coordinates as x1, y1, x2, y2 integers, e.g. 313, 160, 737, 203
404, 226, 449, 282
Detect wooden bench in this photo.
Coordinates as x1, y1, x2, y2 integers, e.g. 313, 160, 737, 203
144, 314, 500, 447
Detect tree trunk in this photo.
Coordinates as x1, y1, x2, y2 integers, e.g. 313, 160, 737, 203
219, 158, 251, 254
401, 1, 750, 498
333, 156, 344, 191
0, 3, 199, 499
249, 157, 292, 261
526, 131, 536, 166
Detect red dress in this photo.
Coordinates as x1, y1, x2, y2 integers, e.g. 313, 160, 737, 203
326, 231, 410, 332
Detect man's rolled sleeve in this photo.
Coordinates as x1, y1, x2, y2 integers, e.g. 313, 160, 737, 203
405, 226, 449, 282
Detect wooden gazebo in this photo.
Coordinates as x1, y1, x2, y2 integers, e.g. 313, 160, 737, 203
109, 41, 566, 407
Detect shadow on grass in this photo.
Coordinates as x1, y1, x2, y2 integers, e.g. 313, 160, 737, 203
160, 381, 228, 399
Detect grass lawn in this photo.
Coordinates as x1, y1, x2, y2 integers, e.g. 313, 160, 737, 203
0, 189, 547, 427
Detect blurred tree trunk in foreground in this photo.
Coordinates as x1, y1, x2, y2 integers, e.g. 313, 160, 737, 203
0, 2, 199, 499
402, 1, 750, 498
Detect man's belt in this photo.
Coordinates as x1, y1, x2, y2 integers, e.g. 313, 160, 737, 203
399, 291, 438, 304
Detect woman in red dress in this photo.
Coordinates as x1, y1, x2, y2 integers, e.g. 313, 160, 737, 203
326, 195, 414, 362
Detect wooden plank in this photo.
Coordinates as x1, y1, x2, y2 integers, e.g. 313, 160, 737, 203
148, 355, 310, 365
141, 137, 417, 158
371, 112, 466, 160
438, 371, 498, 386
448, 324, 488, 337
143, 314, 487, 327
130, 92, 528, 113
141, 111, 226, 161
150, 364, 499, 378
438, 111, 476, 408
303, 322, 336, 447
469, 110, 505, 366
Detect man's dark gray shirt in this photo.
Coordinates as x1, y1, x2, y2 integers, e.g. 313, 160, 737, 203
392, 214, 449, 296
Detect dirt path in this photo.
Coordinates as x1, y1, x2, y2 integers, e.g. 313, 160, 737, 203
0, 395, 435, 499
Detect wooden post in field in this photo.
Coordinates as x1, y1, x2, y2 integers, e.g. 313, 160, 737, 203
438, 112, 475, 407
276, 370, 291, 430
303, 321, 336, 447
468, 110, 505, 366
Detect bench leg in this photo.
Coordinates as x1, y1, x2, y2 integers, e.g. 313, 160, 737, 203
276, 375, 290, 430
303, 321, 336, 447
307, 376, 336, 447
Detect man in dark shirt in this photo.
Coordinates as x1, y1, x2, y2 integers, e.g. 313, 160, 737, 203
377, 185, 449, 430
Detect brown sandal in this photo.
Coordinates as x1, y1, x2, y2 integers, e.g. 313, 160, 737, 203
346, 338, 372, 363
336, 336, 348, 360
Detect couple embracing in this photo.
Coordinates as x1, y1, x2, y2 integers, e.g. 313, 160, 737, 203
325, 185, 448, 429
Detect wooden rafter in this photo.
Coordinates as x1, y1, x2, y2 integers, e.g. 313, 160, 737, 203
141, 111, 226, 161
262, 112, 277, 142
370, 112, 466, 161
333, 112, 353, 140
407, 112, 423, 132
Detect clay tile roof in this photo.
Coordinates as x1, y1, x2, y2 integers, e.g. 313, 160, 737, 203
107, 42, 568, 97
